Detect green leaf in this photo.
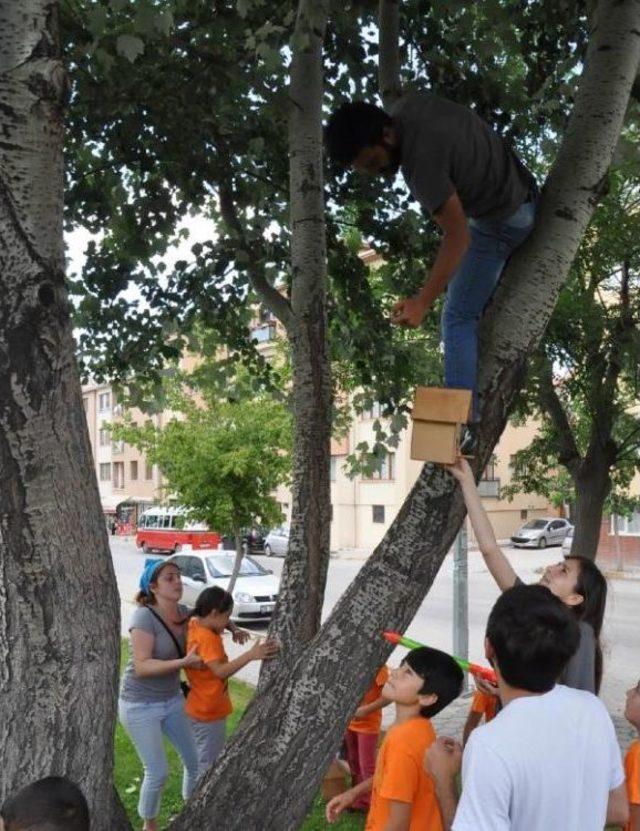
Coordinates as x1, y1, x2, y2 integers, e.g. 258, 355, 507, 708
116, 34, 145, 63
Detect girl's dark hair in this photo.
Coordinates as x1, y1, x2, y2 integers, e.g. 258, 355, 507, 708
566, 555, 607, 693
190, 586, 233, 618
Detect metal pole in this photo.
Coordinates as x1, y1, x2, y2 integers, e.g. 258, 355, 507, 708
453, 519, 469, 692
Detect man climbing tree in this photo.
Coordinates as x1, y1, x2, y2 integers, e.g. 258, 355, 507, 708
325, 93, 538, 451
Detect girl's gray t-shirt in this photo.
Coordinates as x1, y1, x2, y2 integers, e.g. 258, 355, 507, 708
119, 605, 189, 703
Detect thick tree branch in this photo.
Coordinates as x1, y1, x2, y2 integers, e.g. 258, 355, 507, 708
378, 0, 402, 110
217, 178, 294, 328
537, 358, 583, 474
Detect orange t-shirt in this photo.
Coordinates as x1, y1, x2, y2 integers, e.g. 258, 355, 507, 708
349, 666, 390, 734
470, 691, 498, 723
624, 739, 640, 831
365, 717, 443, 831
185, 618, 233, 722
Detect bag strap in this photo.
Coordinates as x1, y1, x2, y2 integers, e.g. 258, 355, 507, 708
147, 606, 185, 659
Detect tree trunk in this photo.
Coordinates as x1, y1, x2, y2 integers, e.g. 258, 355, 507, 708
258, 0, 332, 683
570, 460, 612, 561
227, 530, 244, 594
0, 3, 127, 828
171, 1, 640, 827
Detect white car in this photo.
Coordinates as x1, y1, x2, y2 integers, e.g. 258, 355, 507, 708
167, 550, 280, 622
511, 518, 573, 549
264, 525, 290, 557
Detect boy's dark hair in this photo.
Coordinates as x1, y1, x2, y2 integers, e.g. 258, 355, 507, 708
325, 101, 393, 166
0, 776, 90, 830
403, 646, 464, 718
189, 585, 233, 618
487, 584, 580, 693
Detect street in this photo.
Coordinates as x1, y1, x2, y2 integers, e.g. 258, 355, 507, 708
110, 537, 639, 723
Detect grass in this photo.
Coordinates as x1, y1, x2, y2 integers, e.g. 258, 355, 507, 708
116, 640, 365, 829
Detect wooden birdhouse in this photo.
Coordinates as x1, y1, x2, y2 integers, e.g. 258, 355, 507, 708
410, 387, 472, 464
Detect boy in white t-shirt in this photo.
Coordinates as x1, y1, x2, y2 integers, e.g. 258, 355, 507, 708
426, 584, 629, 831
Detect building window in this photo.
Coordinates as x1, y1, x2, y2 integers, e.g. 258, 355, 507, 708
520, 509, 528, 520
612, 511, 640, 536
112, 439, 125, 454
113, 462, 125, 489
145, 461, 154, 480
365, 453, 395, 481
509, 454, 523, 477
281, 502, 289, 514
482, 455, 498, 481
330, 456, 338, 482
360, 402, 382, 420
251, 323, 276, 343
98, 392, 111, 411
99, 428, 110, 447
99, 463, 111, 481
130, 461, 138, 481
372, 505, 385, 523
83, 397, 89, 412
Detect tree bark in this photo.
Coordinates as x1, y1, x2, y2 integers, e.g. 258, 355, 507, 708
171, 1, 640, 828
257, 0, 332, 683
570, 461, 612, 560
227, 530, 244, 594
0, 3, 127, 828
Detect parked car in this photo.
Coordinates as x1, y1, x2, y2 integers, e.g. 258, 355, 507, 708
167, 550, 279, 622
263, 525, 290, 557
511, 518, 572, 549
561, 524, 574, 556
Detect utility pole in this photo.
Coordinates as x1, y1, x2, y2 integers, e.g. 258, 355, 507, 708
453, 519, 469, 692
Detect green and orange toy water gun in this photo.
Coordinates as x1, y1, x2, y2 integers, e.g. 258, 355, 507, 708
383, 631, 497, 685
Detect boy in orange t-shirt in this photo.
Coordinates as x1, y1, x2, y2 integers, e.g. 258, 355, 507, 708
344, 665, 391, 810
624, 678, 640, 831
327, 647, 463, 830
462, 688, 498, 746
185, 587, 278, 778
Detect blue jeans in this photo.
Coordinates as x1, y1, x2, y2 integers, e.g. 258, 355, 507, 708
119, 695, 199, 820
442, 197, 537, 418
189, 716, 227, 780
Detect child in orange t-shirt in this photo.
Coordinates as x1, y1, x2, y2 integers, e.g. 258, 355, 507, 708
462, 687, 498, 747
624, 678, 640, 831
344, 665, 391, 810
185, 586, 278, 778
327, 647, 464, 830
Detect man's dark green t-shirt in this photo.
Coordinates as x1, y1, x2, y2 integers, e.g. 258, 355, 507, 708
391, 91, 535, 221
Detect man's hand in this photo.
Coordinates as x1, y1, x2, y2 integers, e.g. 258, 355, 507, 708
391, 294, 429, 327
326, 789, 356, 823
425, 737, 463, 782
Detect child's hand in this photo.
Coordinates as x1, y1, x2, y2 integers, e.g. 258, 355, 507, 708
231, 627, 251, 645
326, 790, 355, 823
249, 638, 279, 661
425, 736, 463, 782
474, 676, 499, 698
445, 456, 474, 484
181, 646, 203, 669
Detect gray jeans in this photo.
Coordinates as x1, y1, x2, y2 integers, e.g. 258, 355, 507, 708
189, 717, 227, 779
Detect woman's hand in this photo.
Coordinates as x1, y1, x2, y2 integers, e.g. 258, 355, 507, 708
445, 456, 474, 484
181, 646, 203, 669
231, 627, 251, 645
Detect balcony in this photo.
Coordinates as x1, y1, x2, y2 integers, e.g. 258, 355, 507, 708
478, 479, 500, 498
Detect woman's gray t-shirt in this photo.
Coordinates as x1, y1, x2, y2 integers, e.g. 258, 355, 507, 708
119, 605, 189, 703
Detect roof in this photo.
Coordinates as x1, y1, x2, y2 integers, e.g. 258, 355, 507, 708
411, 387, 472, 424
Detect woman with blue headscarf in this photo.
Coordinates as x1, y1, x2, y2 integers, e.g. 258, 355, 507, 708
118, 558, 201, 831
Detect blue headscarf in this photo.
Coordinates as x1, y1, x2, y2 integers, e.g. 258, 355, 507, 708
139, 558, 168, 595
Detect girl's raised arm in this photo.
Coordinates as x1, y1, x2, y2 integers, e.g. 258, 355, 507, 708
447, 457, 517, 592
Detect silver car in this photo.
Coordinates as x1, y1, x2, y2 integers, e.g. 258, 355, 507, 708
263, 525, 290, 557
511, 518, 572, 549
167, 550, 280, 622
